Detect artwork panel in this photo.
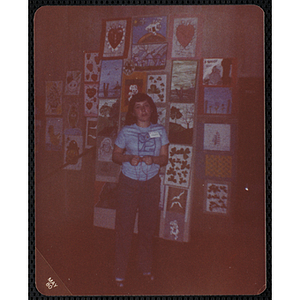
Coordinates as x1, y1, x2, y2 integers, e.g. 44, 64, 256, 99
64, 135, 83, 170
132, 16, 167, 44
45, 81, 63, 115
84, 52, 102, 82
205, 154, 232, 178
84, 83, 99, 116
203, 123, 231, 151
159, 175, 165, 210
147, 74, 167, 103
131, 43, 167, 71
204, 87, 232, 115
85, 117, 97, 149
170, 60, 198, 103
157, 107, 167, 126
163, 211, 185, 242
166, 186, 188, 215
97, 136, 115, 162
65, 101, 80, 129
45, 117, 63, 151
98, 60, 123, 98
165, 144, 193, 188
64, 71, 82, 95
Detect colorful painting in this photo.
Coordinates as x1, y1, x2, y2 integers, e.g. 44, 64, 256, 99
64, 134, 83, 170
166, 186, 188, 215
131, 43, 167, 71
165, 144, 193, 188
97, 99, 120, 137
45, 81, 63, 115
204, 87, 232, 114
203, 123, 231, 151
84, 52, 101, 82
163, 211, 185, 242
205, 181, 230, 214
171, 17, 198, 58
100, 18, 131, 59
98, 60, 122, 98
84, 83, 99, 116
203, 58, 233, 86
170, 60, 198, 103
157, 107, 167, 126
169, 103, 194, 145
64, 71, 81, 95
97, 136, 114, 162
132, 16, 167, 44
45, 117, 63, 151
147, 74, 167, 103
205, 154, 232, 178
85, 117, 97, 149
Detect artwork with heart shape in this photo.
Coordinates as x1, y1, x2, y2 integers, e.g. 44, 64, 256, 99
84, 83, 99, 116
84, 52, 101, 82
172, 17, 198, 58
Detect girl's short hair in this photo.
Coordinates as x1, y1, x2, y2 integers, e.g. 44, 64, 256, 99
125, 93, 158, 125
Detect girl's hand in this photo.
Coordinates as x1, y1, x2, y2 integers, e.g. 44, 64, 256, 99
130, 155, 141, 166
142, 156, 153, 165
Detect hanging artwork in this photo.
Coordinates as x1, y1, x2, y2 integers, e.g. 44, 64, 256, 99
84, 52, 101, 82
163, 211, 185, 242
170, 60, 198, 103
97, 136, 114, 162
45, 81, 63, 115
165, 144, 193, 188
203, 123, 231, 151
84, 83, 99, 116
99, 18, 131, 59
166, 186, 188, 215
204, 181, 230, 214
204, 87, 232, 114
157, 107, 167, 126
121, 72, 147, 112
203, 58, 233, 86
96, 182, 118, 209
159, 174, 165, 210
64, 134, 83, 170
97, 99, 120, 137
147, 74, 167, 103
169, 103, 194, 145
45, 117, 63, 151
98, 60, 122, 98
85, 117, 97, 149
132, 16, 167, 44
67, 103, 79, 128
131, 43, 168, 71
171, 17, 198, 58
64, 71, 81, 95
205, 154, 232, 178
123, 59, 135, 76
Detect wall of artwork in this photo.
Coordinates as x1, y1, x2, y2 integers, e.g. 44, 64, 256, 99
35, 5, 264, 242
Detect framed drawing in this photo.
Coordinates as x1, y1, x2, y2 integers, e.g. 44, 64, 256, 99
204, 87, 232, 115
45, 117, 63, 151
63, 134, 83, 171
203, 123, 231, 152
45, 81, 63, 115
162, 211, 185, 242
64, 71, 81, 96
84, 83, 99, 116
147, 74, 167, 103
84, 52, 101, 83
85, 117, 97, 149
205, 154, 233, 178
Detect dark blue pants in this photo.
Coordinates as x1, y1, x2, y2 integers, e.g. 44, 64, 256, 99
114, 173, 160, 280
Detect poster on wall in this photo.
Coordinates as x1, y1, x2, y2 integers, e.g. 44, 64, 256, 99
45, 81, 63, 115
204, 87, 232, 114
64, 134, 83, 170
170, 60, 198, 103
157, 107, 167, 126
64, 71, 82, 95
97, 136, 115, 162
203, 123, 231, 151
85, 117, 97, 149
98, 60, 122, 98
45, 117, 63, 151
205, 154, 232, 178
203, 58, 233, 86
204, 181, 230, 214
100, 18, 131, 59
166, 186, 188, 215
169, 103, 194, 145
66, 102, 80, 129
84, 52, 101, 82
163, 211, 185, 242
165, 144, 193, 188
170, 16, 199, 58
147, 74, 167, 103
84, 83, 99, 116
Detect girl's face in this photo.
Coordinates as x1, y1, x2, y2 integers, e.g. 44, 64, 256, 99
133, 100, 152, 124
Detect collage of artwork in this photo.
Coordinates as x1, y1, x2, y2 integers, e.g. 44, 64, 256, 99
42, 14, 236, 242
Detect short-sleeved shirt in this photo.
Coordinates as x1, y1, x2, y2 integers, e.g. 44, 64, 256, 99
115, 123, 169, 181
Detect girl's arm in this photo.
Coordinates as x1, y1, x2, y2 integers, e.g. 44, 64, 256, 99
142, 144, 169, 166
112, 145, 140, 166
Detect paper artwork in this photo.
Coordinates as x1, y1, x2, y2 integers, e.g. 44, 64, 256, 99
205, 181, 230, 214
131, 43, 167, 71
157, 107, 167, 126
163, 212, 185, 242
205, 154, 232, 178
169, 103, 194, 145
165, 144, 193, 188
170, 60, 197, 103
97, 136, 114, 162
45, 81, 63, 115
85, 117, 97, 149
132, 16, 167, 44
159, 175, 165, 210
147, 74, 167, 103
84, 83, 99, 116
45, 117, 63, 151
204, 87, 232, 114
64, 135, 83, 170
98, 60, 122, 98
203, 58, 233, 86
64, 71, 81, 95
203, 123, 231, 152
67, 103, 79, 128
84, 52, 101, 82
166, 186, 188, 215
172, 17, 198, 58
